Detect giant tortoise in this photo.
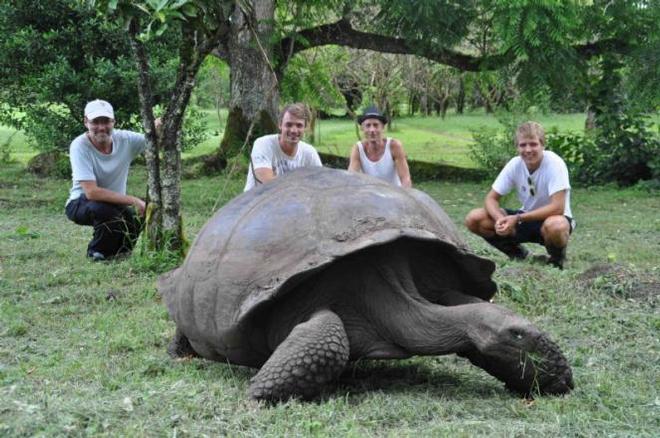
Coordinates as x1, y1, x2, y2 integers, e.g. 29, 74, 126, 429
159, 167, 573, 401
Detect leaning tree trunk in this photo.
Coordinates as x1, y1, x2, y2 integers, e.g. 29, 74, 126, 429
158, 27, 214, 252
218, 0, 278, 160
129, 19, 164, 251
129, 19, 217, 253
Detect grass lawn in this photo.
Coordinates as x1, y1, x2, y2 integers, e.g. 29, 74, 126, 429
0, 126, 29, 164
1, 153, 658, 435
312, 112, 588, 168
168, 110, 592, 168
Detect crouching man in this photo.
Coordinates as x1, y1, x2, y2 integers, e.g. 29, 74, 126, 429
464, 121, 575, 269
65, 99, 149, 261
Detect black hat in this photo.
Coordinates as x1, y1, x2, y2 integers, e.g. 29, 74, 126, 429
357, 105, 387, 125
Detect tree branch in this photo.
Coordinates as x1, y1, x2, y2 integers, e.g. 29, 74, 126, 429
280, 18, 512, 72
279, 18, 631, 73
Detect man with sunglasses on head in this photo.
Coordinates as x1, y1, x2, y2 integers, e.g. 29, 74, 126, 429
465, 121, 575, 269
65, 99, 154, 262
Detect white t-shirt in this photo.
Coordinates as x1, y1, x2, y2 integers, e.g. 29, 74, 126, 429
357, 138, 401, 186
67, 129, 146, 205
244, 134, 322, 191
492, 150, 573, 219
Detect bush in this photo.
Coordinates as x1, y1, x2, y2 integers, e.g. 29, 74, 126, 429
578, 112, 660, 186
468, 127, 512, 179
0, 0, 179, 152
148, 106, 210, 153
544, 129, 595, 182
467, 110, 659, 187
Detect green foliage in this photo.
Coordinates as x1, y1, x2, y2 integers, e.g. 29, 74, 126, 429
468, 127, 512, 179
280, 48, 346, 113
26, 149, 71, 179
580, 56, 660, 186
579, 111, 660, 186
374, 0, 474, 49
149, 106, 211, 152
89, 0, 233, 40
467, 109, 540, 178
0, 130, 16, 163
192, 57, 230, 110
544, 128, 593, 180
0, 0, 178, 152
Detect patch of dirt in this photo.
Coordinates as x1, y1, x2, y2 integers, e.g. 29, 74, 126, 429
578, 262, 660, 302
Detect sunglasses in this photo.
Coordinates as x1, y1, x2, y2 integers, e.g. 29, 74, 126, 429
527, 176, 536, 196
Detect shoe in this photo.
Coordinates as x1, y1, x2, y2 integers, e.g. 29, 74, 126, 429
88, 251, 106, 262
485, 237, 529, 260
545, 245, 566, 270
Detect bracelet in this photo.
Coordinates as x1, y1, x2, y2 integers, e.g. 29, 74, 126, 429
517, 214, 523, 225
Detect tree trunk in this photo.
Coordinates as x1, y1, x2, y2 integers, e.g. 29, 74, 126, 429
159, 28, 213, 252
440, 97, 449, 119
456, 75, 465, 114
128, 19, 163, 250
129, 18, 218, 254
218, 0, 278, 160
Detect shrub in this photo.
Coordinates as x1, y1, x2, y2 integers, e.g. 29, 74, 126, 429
468, 111, 659, 187
468, 127, 512, 179
578, 112, 660, 186
544, 128, 595, 182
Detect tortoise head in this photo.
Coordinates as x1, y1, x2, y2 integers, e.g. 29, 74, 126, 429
461, 304, 574, 396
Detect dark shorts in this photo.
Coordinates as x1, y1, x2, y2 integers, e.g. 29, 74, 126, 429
505, 209, 575, 245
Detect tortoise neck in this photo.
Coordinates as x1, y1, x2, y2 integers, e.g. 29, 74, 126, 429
389, 303, 475, 355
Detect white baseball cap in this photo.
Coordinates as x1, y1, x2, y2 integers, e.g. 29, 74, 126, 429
84, 99, 115, 120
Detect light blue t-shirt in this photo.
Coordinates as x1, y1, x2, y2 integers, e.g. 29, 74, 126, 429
66, 129, 146, 205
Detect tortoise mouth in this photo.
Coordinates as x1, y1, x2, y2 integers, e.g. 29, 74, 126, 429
460, 334, 574, 396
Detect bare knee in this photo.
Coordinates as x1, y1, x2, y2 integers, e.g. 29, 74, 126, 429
465, 208, 493, 236
542, 216, 570, 245
464, 208, 482, 232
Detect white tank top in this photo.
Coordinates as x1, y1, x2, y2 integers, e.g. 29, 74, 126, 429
357, 138, 401, 186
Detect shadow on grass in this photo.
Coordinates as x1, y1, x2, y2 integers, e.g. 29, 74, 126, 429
335, 358, 502, 399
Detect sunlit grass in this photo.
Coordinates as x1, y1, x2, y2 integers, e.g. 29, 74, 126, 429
313, 112, 589, 168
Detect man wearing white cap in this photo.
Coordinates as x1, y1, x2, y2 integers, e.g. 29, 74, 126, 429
64, 99, 149, 261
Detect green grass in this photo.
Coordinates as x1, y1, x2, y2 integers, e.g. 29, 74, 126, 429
179, 110, 593, 168
312, 112, 589, 168
1, 153, 659, 436
0, 125, 29, 164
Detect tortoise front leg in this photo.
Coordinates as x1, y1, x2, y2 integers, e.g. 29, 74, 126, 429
167, 327, 199, 358
249, 309, 349, 401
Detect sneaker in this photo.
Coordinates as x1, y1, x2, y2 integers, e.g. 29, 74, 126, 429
485, 237, 529, 260
88, 251, 106, 262
548, 256, 564, 270
545, 245, 566, 270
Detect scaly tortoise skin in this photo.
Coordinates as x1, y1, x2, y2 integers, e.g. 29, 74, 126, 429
159, 167, 573, 401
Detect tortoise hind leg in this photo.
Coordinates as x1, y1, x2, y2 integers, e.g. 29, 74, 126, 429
249, 309, 349, 401
167, 328, 199, 358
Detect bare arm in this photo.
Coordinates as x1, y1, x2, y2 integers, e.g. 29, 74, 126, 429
493, 190, 567, 236
484, 189, 505, 222
347, 144, 362, 172
518, 190, 566, 222
390, 139, 412, 188
80, 181, 146, 216
253, 167, 276, 185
